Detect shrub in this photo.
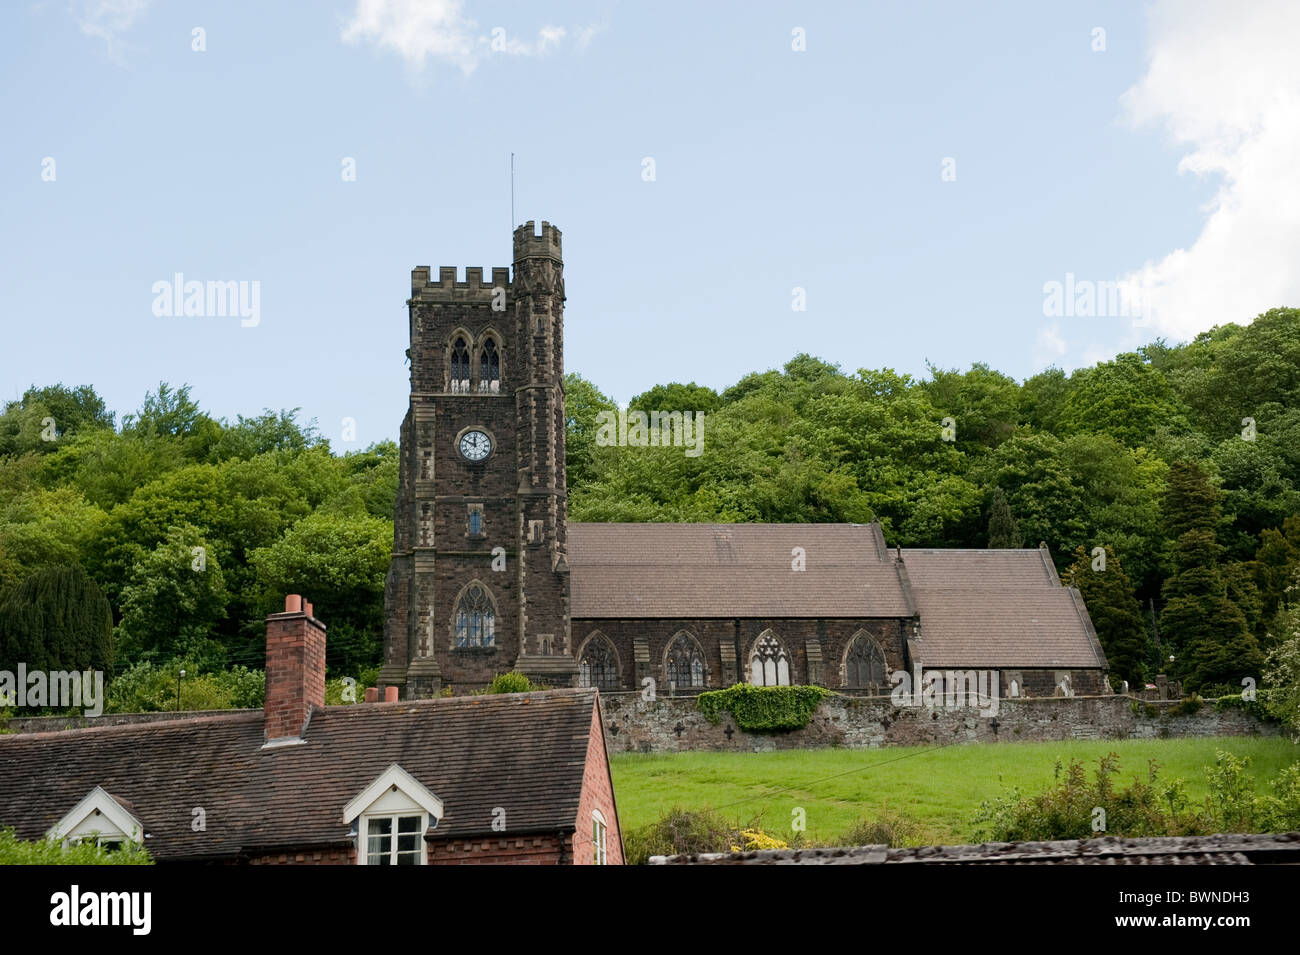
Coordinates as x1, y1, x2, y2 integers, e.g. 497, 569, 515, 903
972, 751, 1300, 841
697, 684, 833, 731
0, 828, 151, 864
105, 660, 264, 712
1171, 693, 1203, 716
839, 806, 927, 848
622, 807, 740, 865
485, 671, 534, 694
324, 676, 358, 705
729, 828, 789, 852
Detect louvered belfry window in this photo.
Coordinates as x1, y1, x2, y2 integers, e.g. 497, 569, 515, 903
450, 337, 470, 392
479, 339, 500, 392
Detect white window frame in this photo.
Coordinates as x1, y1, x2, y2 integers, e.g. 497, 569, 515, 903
343, 764, 444, 867
361, 812, 427, 866
592, 810, 608, 865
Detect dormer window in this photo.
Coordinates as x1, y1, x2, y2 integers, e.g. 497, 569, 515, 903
47, 786, 145, 850
343, 764, 444, 867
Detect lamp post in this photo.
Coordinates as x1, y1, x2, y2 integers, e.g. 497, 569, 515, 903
177, 668, 185, 711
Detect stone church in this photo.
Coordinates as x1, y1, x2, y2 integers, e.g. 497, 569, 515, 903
379, 223, 1109, 700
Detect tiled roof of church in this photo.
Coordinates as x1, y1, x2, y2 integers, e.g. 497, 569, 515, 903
0, 689, 599, 860
568, 523, 913, 618
902, 548, 1107, 668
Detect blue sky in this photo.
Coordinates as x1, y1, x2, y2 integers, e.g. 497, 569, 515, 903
2, 1, 1297, 447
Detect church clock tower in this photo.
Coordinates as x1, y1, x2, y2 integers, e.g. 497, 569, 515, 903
379, 222, 575, 698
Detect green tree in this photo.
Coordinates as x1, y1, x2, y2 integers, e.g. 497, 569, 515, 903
923, 362, 1020, 455
114, 526, 231, 669
1064, 546, 1151, 689
0, 565, 113, 675
0, 383, 114, 457
247, 508, 391, 671
564, 373, 618, 490
1057, 353, 1189, 448
986, 487, 1021, 548
1157, 463, 1265, 691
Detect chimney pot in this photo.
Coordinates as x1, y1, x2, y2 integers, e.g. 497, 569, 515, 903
383, 686, 399, 703
285, 594, 303, 613
364, 687, 378, 703
304, 600, 313, 618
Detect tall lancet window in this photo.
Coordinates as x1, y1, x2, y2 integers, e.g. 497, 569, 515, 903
666, 632, 706, 690
450, 337, 470, 393
845, 633, 887, 689
454, 584, 495, 647
479, 339, 500, 393
749, 632, 790, 687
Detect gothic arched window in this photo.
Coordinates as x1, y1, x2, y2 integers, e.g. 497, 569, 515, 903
578, 634, 619, 691
666, 632, 706, 690
844, 632, 887, 688
479, 338, 500, 393
749, 632, 790, 687
454, 583, 494, 647
450, 337, 470, 393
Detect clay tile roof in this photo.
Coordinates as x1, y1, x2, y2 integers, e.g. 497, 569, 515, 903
901, 549, 1106, 669
568, 523, 911, 618
0, 689, 599, 860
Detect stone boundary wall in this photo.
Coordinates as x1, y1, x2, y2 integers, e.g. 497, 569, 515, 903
599, 693, 1280, 753
3, 709, 245, 734
3, 696, 1279, 748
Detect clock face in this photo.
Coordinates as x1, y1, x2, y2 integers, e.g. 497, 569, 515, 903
459, 430, 492, 461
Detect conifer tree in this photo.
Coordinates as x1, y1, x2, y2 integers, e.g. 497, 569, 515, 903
1064, 545, 1150, 690
0, 565, 113, 674
987, 487, 1022, 548
1158, 462, 1263, 692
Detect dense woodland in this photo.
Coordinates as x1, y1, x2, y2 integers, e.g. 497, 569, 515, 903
3, 307, 1300, 707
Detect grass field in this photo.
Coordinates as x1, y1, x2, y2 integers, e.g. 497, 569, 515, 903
610, 737, 1300, 845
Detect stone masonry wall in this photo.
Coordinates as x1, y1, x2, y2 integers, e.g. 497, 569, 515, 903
599, 692, 1279, 753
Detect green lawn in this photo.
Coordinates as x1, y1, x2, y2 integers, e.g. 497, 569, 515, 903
610, 737, 1300, 845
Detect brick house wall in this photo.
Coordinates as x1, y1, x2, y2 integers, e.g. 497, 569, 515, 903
572, 699, 624, 865
245, 846, 355, 865
428, 834, 567, 864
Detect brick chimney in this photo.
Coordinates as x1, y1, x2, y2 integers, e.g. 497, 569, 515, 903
264, 594, 326, 743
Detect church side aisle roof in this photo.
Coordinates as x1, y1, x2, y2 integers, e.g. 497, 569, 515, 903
568, 523, 911, 619
902, 548, 1107, 669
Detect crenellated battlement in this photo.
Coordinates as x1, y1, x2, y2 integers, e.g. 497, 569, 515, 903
410, 265, 512, 301
512, 220, 562, 262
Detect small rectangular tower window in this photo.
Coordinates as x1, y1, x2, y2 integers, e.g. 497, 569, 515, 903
467, 504, 484, 537
529, 520, 543, 544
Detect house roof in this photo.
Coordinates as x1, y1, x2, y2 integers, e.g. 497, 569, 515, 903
568, 523, 912, 619
901, 548, 1107, 669
0, 688, 601, 860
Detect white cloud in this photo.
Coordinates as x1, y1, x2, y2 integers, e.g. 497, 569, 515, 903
573, 22, 606, 50
73, 0, 150, 60
340, 1, 598, 74
341, 0, 478, 73
1032, 321, 1068, 369
1118, 0, 1300, 341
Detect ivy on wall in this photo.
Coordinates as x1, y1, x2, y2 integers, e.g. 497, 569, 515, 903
697, 684, 833, 731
